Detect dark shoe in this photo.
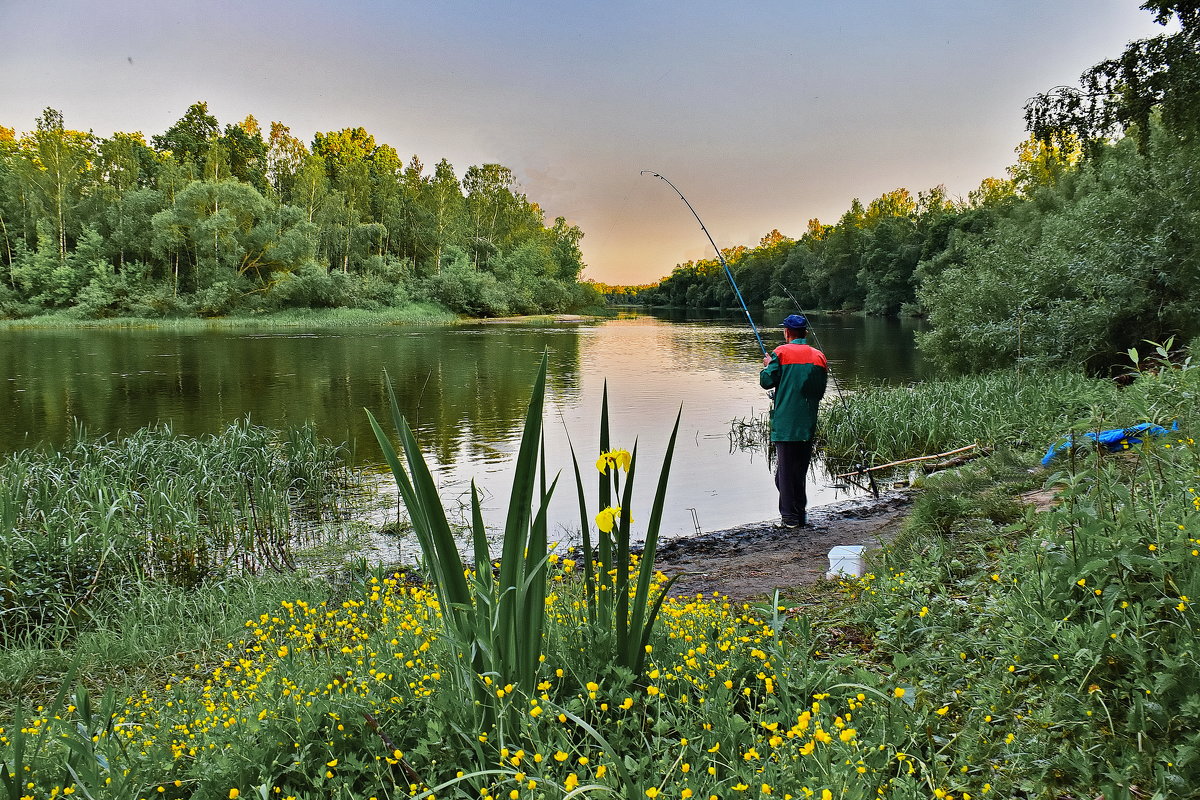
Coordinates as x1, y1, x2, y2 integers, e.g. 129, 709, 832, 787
780, 518, 802, 529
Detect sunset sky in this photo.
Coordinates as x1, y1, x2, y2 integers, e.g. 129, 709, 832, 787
0, 1, 1171, 284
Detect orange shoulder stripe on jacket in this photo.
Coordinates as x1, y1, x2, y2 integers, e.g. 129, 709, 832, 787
774, 343, 827, 368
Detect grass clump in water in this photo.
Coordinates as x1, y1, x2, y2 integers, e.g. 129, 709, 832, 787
0, 420, 363, 646
820, 369, 1119, 468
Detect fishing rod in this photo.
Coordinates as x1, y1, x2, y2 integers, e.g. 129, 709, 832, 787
640, 170, 768, 357
777, 283, 880, 498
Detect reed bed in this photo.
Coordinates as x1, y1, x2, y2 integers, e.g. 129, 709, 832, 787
820, 370, 1119, 468
0, 421, 363, 644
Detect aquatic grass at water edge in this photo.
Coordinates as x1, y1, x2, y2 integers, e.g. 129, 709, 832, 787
0, 421, 362, 645
819, 369, 1120, 468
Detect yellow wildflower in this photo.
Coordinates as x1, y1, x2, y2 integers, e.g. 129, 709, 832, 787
596, 449, 632, 474
595, 507, 631, 533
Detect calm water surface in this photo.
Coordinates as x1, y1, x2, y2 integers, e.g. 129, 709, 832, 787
0, 312, 927, 544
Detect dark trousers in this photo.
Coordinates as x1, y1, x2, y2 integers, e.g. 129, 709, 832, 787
775, 440, 814, 525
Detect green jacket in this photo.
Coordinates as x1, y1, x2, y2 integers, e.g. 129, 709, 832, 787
759, 341, 827, 442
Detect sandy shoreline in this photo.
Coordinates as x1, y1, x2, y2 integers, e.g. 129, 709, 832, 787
651, 491, 914, 601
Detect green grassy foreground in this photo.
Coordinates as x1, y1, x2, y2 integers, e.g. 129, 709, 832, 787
2, 345, 1198, 799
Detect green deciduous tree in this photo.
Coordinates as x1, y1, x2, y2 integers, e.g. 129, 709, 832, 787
87, 132, 159, 270
222, 116, 268, 192
311, 126, 376, 183
422, 158, 465, 273
463, 163, 536, 267
19, 109, 96, 260
265, 122, 308, 198
918, 126, 1200, 374
151, 102, 219, 171
1025, 1, 1200, 152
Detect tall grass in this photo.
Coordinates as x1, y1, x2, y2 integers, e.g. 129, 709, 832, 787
820, 369, 1120, 468
0, 420, 362, 644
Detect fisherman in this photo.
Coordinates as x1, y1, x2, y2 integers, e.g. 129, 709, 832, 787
759, 314, 827, 528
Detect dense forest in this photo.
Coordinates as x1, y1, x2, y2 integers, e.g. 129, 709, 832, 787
640, 1, 1200, 374
0, 104, 598, 319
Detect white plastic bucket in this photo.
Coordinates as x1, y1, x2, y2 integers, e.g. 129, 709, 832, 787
827, 545, 865, 579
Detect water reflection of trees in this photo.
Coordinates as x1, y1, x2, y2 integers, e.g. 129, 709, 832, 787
815, 315, 929, 387
0, 326, 581, 464
638, 310, 929, 388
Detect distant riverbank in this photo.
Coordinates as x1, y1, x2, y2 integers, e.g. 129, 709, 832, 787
0, 303, 457, 331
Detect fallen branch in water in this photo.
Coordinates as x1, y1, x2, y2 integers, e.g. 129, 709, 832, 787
834, 443, 978, 478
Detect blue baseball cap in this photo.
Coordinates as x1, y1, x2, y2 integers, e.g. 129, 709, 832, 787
780, 314, 807, 329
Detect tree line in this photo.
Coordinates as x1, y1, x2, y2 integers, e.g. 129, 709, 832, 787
0, 103, 597, 319
640, 0, 1200, 374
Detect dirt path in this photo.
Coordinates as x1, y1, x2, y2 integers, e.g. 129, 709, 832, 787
652, 492, 913, 602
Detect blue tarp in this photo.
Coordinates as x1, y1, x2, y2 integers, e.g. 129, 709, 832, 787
1041, 421, 1180, 466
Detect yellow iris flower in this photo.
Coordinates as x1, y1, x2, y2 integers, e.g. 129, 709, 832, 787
596, 448, 632, 474
595, 506, 632, 533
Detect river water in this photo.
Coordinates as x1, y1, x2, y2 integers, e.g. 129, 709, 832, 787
0, 311, 927, 544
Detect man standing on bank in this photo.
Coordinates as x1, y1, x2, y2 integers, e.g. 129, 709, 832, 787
759, 314, 828, 528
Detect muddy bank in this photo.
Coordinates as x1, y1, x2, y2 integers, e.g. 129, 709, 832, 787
651, 491, 913, 602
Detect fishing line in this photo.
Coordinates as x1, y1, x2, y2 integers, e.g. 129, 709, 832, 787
640, 171, 768, 357
777, 283, 880, 499
641, 170, 876, 502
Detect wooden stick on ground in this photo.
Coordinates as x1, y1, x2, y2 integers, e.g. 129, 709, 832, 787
834, 443, 978, 479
